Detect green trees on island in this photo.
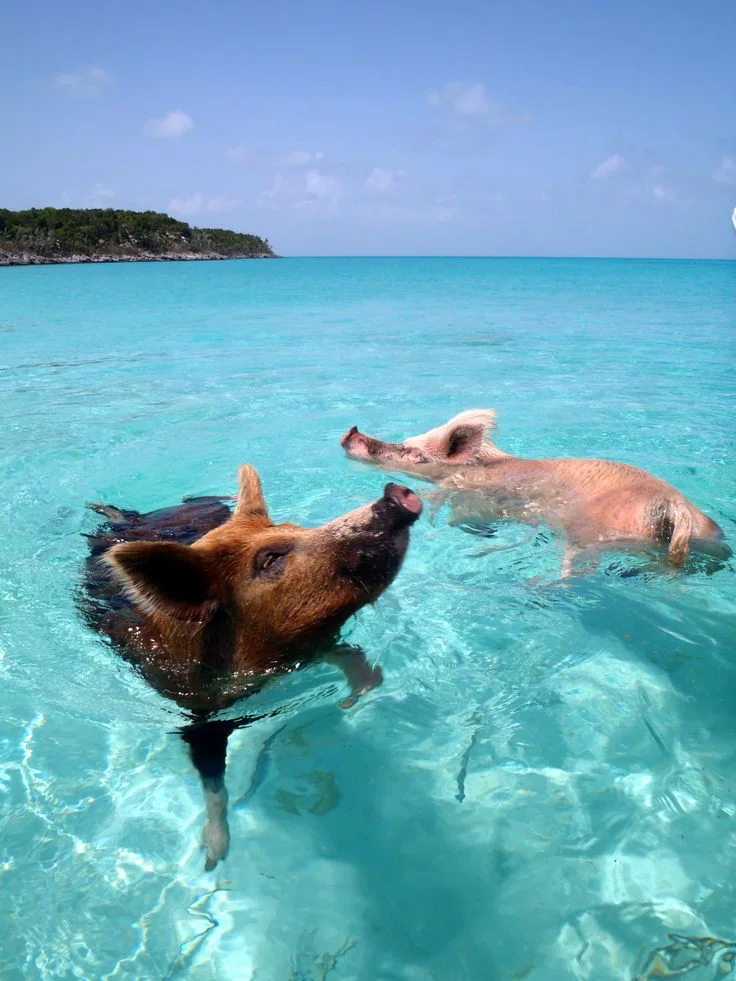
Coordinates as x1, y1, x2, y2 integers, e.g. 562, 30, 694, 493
0, 208, 275, 259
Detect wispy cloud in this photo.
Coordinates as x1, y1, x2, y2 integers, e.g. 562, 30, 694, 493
714, 156, 735, 184
366, 168, 405, 192
651, 184, 675, 202
167, 193, 241, 219
86, 184, 115, 207
52, 66, 113, 96
258, 168, 342, 214
627, 182, 677, 204
226, 146, 324, 166
427, 82, 532, 124
257, 176, 289, 208
225, 144, 253, 162
278, 149, 325, 167
590, 154, 625, 180
302, 169, 341, 211
428, 82, 493, 117
648, 164, 666, 177
144, 110, 194, 139
304, 170, 337, 197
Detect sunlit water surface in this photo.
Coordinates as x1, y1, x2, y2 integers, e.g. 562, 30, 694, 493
1, 257, 734, 980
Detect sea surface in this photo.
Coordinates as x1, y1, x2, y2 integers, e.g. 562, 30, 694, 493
0, 257, 735, 980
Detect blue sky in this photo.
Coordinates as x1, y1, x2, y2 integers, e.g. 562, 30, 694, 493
2, 0, 734, 257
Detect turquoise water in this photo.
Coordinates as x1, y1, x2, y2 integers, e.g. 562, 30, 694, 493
1, 257, 735, 979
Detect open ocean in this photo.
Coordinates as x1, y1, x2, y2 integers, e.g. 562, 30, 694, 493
1, 256, 735, 980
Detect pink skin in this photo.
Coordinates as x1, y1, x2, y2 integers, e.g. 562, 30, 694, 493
341, 427, 425, 467
341, 410, 727, 575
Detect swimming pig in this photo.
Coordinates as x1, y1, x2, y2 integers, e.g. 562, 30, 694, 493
81, 465, 422, 869
341, 410, 726, 576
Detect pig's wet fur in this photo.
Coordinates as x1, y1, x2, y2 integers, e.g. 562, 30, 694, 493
80, 471, 421, 870
342, 409, 729, 577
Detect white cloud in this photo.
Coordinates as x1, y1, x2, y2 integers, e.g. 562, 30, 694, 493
258, 168, 342, 214
278, 149, 325, 167
426, 82, 532, 125
714, 157, 736, 184
227, 146, 325, 166
648, 164, 666, 177
626, 183, 677, 204
428, 82, 494, 116
225, 144, 253, 162
304, 171, 338, 197
304, 169, 341, 210
651, 184, 675, 202
590, 154, 625, 180
52, 66, 112, 96
366, 168, 405, 192
167, 193, 241, 218
258, 175, 290, 207
144, 110, 194, 139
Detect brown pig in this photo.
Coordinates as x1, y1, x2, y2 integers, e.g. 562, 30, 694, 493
81, 466, 422, 869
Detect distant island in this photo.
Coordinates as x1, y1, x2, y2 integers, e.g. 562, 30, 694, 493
0, 208, 277, 266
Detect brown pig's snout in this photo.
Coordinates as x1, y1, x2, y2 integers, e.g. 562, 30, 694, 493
379, 482, 423, 530
383, 482, 422, 518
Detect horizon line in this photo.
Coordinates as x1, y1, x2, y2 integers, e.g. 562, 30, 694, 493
277, 254, 736, 262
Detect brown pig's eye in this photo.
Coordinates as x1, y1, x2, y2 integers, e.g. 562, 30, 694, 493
253, 546, 291, 577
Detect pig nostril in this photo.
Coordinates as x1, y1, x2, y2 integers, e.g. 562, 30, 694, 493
383, 483, 423, 516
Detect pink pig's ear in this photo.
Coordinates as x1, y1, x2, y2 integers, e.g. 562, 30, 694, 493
407, 409, 497, 461
443, 424, 486, 461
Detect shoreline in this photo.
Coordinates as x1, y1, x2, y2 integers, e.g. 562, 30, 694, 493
0, 250, 277, 267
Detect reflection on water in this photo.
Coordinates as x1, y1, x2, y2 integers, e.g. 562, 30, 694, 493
637, 933, 736, 979
0, 258, 734, 979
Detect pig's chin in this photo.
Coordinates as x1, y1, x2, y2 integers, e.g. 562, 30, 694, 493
339, 531, 409, 594
346, 441, 373, 461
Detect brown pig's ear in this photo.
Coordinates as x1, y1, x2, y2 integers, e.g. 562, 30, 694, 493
233, 464, 270, 522
102, 541, 218, 621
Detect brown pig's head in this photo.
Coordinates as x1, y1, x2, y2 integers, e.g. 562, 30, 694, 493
341, 409, 504, 479
102, 465, 422, 669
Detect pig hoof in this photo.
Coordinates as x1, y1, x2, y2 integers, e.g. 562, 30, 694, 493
201, 816, 230, 871
339, 695, 358, 710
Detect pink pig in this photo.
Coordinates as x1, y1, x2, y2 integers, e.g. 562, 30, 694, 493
342, 410, 728, 577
